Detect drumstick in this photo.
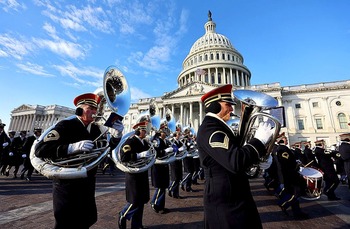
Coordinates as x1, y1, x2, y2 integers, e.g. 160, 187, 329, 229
303, 160, 314, 168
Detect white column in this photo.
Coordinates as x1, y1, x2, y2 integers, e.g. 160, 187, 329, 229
199, 101, 203, 123
180, 104, 184, 125
241, 72, 244, 87
222, 68, 225, 84
189, 102, 193, 126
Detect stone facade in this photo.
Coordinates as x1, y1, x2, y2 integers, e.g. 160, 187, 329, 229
8, 104, 75, 136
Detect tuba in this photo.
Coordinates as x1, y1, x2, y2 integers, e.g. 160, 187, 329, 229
111, 100, 161, 173
233, 89, 282, 178
30, 65, 131, 179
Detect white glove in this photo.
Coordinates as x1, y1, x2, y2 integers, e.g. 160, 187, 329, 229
137, 150, 151, 159
165, 147, 173, 153
152, 139, 159, 148
9, 152, 14, 156
22, 154, 27, 158
112, 120, 124, 134
254, 122, 274, 145
67, 140, 94, 155
2, 142, 9, 147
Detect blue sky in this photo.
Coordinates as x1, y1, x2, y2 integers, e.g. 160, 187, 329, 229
0, 0, 349, 131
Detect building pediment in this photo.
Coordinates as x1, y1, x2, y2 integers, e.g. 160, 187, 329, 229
162, 81, 217, 99
12, 104, 36, 113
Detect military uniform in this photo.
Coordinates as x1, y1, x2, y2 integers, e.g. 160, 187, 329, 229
150, 131, 170, 213
168, 133, 184, 198
197, 84, 270, 229
35, 93, 121, 229
339, 133, 350, 189
314, 142, 340, 200
119, 121, 150, 229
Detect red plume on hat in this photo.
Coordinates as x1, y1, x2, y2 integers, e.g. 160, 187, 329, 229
73, 93, 101, 108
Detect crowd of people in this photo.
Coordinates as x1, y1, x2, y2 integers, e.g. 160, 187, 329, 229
1, 85, 349, 229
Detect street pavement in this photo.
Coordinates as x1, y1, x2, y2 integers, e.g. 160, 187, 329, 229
1, 166, 349, 229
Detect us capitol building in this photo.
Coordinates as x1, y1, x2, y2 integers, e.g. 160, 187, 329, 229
9, 12, 350, 147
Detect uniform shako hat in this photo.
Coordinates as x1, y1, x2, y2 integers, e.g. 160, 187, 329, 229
276, 132, 285, 142
133, 121, 148, 130
73, 93, 101, 108
314, 139, 324, 146
339, 133, 350, 141
0, 119, 5, 128
201, 84, 236, 107
34, 128, 42, 133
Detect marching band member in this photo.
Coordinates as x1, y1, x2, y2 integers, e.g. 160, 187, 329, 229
0, 122, 10, 175
35, 93, 124, 229
274, 134, 308, 219
181, 130, 195, 192
294, 142, 307, 166
150, 126, 171, 214
339, 133, 350, 189
4, 130, 25, 178
314, 140, 340, 200
168, 131, 184, 199
118, 121, 151, 229
197, 84, 275, 229
20, 128, 42, 181
303, 141, 319, 168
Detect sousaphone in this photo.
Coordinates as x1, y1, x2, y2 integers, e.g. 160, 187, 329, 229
30, 65, 131, 179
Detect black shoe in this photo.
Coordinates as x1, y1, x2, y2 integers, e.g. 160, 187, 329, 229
181, 185, 185, 191
20, 173, 24, 179
280, 206, 289, 216
293, 212, 309, 220
26, 177, 32, 181
328, 196, 341, 201
118, 212, 126, 229
5, 171, 9, 177
173, 195, 183, 199
159, 208, 170, 214
186, 187, 195, 192
151, 204, 159, 213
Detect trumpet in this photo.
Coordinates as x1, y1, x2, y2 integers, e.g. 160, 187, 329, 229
30, 65, 131, 179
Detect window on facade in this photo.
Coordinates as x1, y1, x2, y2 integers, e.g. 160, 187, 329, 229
338, 113, 348, 129
211, 73, 215, 84
205, 74, 209, 83
205, 54, 208, 61
295, 103, 301, 109
218, 73, 221, 84
335, 101, 342, 106
312, 102, 319, 108
199, 56, 202, 62
298, 119, 304, 130
216, 53, 220, 60
227, 54, 230, 61
210, 53, 213, 60
222, 53, 225, 60
315, 118, 323, 129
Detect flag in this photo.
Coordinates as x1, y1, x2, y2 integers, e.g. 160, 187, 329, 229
195, 68, 206, 75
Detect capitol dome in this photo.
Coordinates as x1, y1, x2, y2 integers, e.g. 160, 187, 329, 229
177, 11, 251, 88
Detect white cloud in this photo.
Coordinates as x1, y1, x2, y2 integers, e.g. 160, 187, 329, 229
33, 38, 86, 59
16, 62, 54, 77
0, 34, 33, 60
130, 87, 151, 101
52, 61, 103, 87
1, 0, 26, 12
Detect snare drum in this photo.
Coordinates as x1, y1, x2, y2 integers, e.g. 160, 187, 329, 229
299, 167, 324, 200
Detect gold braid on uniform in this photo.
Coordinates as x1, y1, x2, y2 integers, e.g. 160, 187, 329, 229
209, 131, 229, 150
